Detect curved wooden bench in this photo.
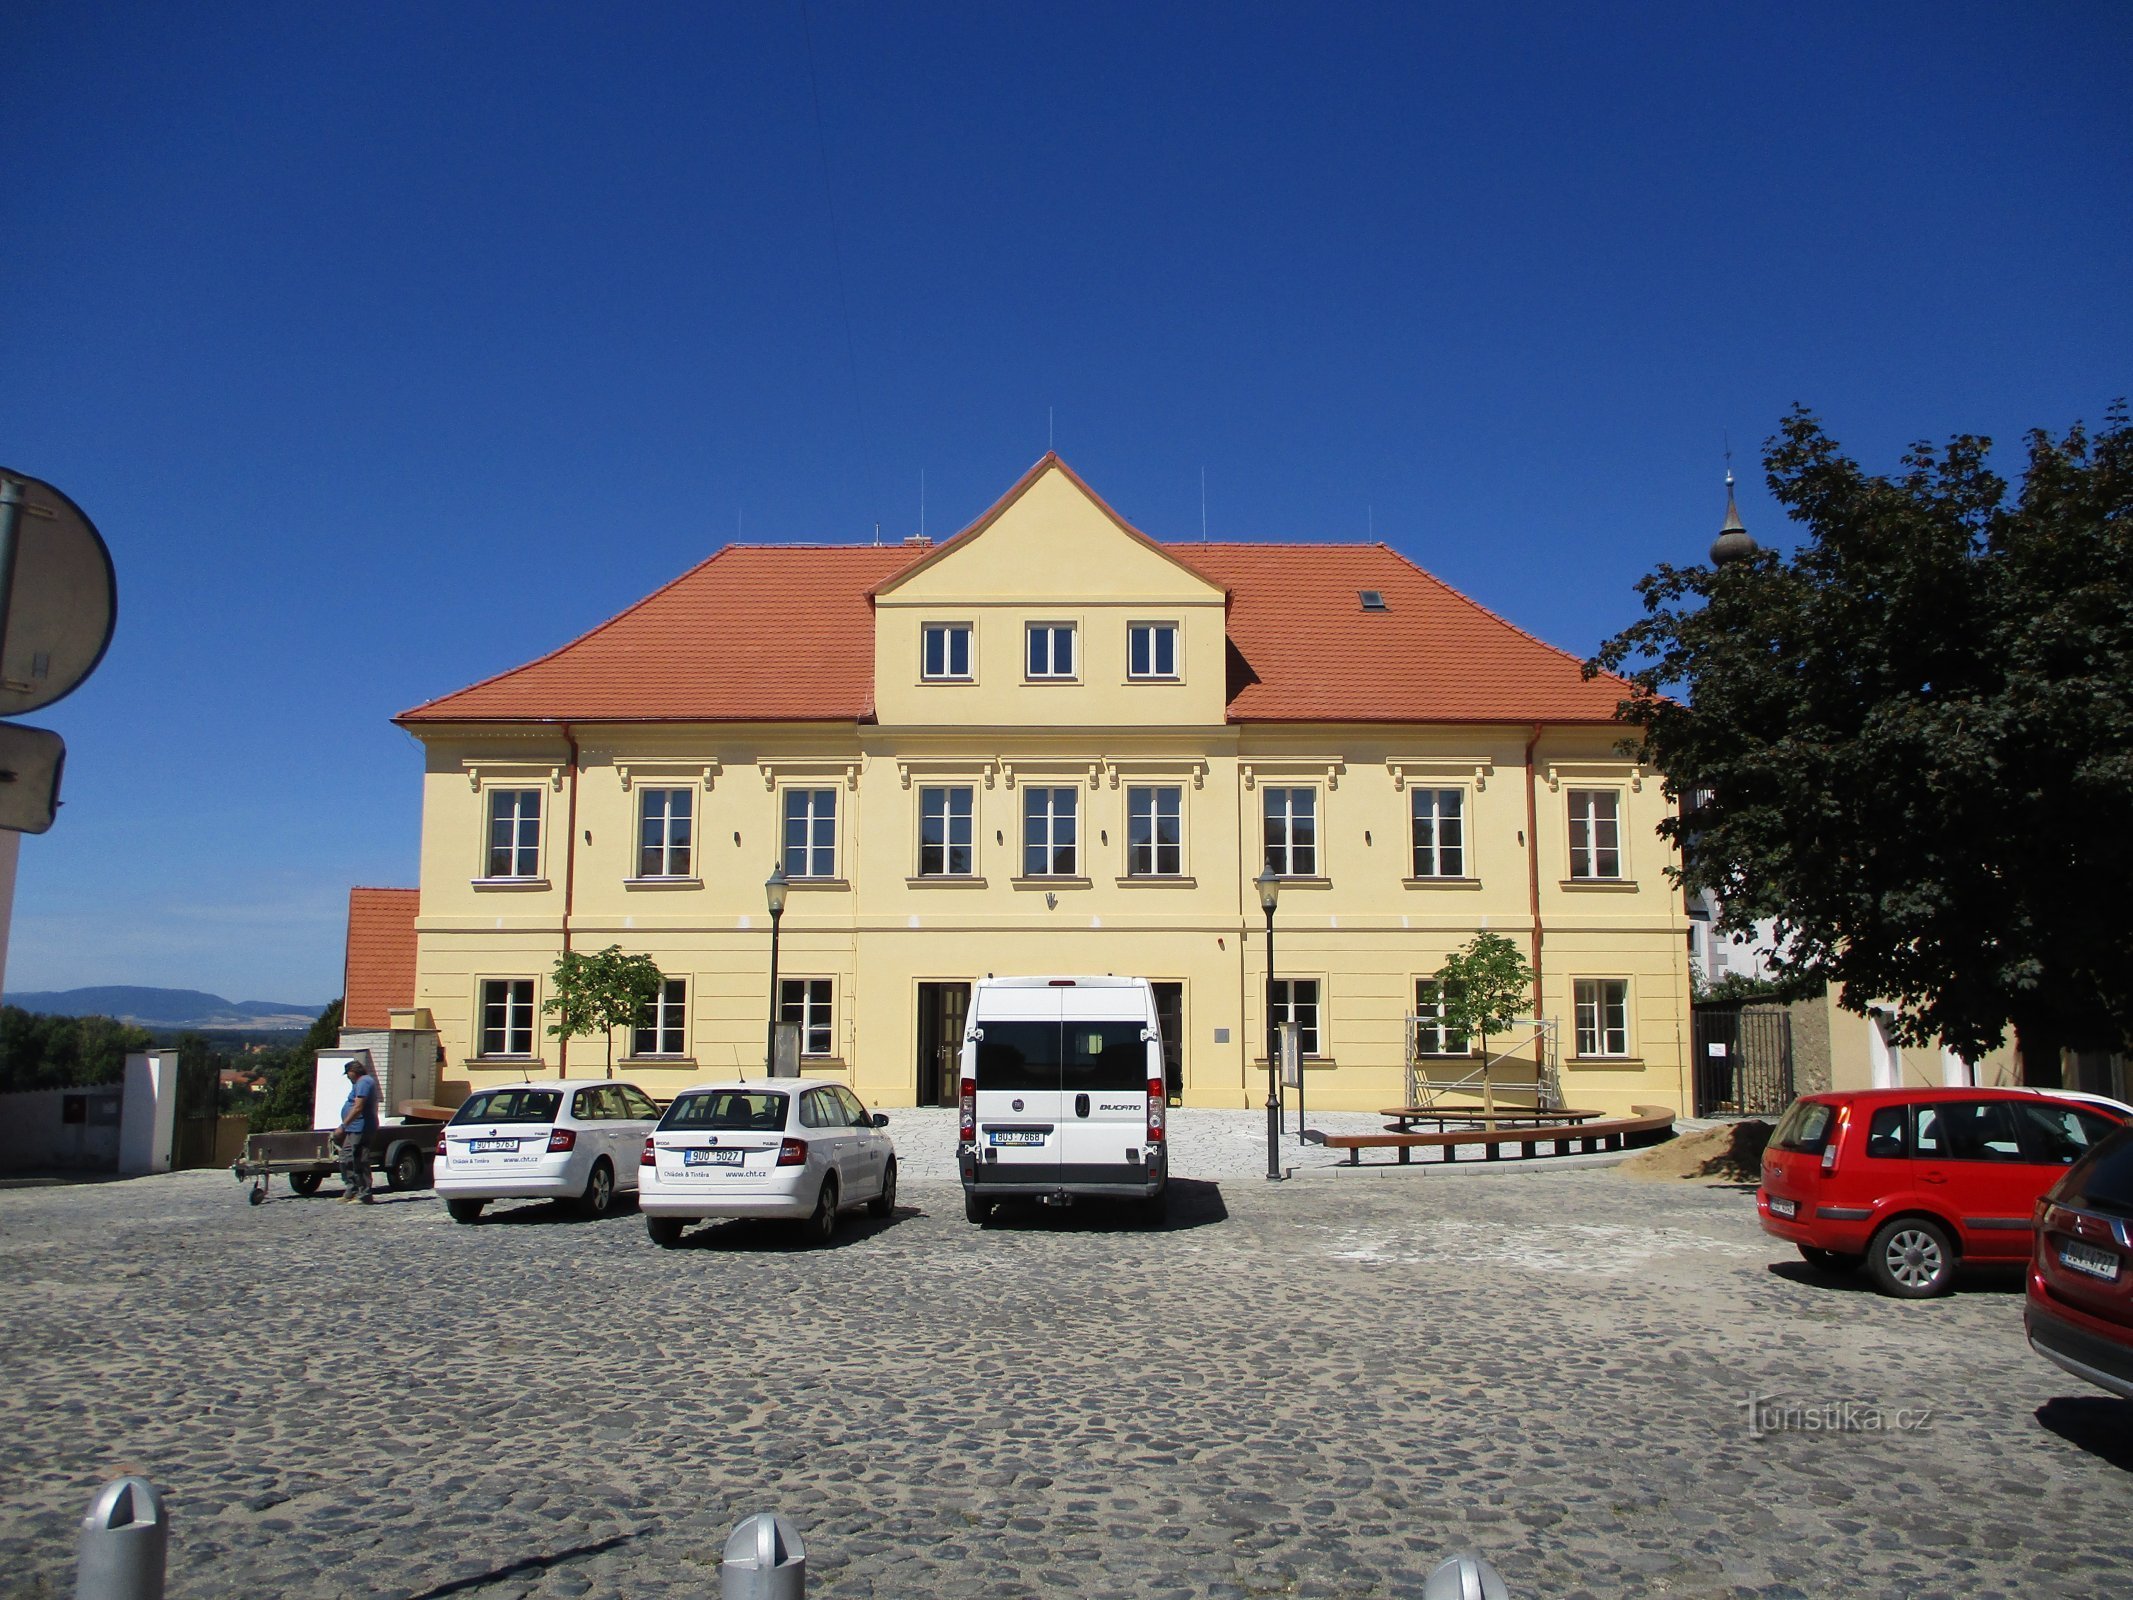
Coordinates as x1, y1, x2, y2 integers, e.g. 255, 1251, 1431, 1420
1320, 1105, 1677, 1167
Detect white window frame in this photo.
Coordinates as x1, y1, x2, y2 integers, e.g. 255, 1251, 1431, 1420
1568, 789, 1624, 880
1410, 788, 1466, 879
1021, 786, 1079, 877
636, 787, 694, 879
1263, 786, 1319, 877
1126, 785, 1184, 877
918, 785, 977, 877
1573, 978, 1632, 1058
632, 978, 688, 1058
1412, 979, 1471, 1056
1127, 621, 1179, 680
1025, 622, 1077, 680
478, 978, 536, 1059
484, 788, 543, 880
921, 622, 973, 681
779, 977, 835, 1058
782, 786, 839, 878
1269, 977, 1322, 1058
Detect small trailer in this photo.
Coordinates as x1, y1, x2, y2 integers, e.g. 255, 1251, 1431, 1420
231, 1048, 448, 1204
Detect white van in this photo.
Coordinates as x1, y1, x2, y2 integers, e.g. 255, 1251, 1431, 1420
956, 976, 1168, 1224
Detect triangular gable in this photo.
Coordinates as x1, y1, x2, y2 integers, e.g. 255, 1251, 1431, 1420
870, 453, 1227, 603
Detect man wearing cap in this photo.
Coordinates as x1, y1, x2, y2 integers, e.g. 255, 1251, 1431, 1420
336, 1059, 380, 1204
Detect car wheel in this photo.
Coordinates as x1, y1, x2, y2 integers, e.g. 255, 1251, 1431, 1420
579, 1160, 616, 1218
1867, 1217, 1956, 1298
446, 1198, 486, 1225
801, 1176, 838, 1247
868, 1158, 898, 1219
386, 1146, 422, 1193
1799, 1245, 1862, 1273
963, 1189, 990, 1226
645, 1215, 686, 1249
288, 1172, 324, 1197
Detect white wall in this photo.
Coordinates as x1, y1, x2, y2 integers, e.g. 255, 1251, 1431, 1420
0, 1085, 122, 1171
118, 1050, 179, 1176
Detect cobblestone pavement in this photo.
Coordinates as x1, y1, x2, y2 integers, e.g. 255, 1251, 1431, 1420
3, 1150, 2130, 1599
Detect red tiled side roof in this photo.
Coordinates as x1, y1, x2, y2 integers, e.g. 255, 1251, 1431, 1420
343, 887, 420, 1029
397, 545, 930, 725
1182, 543, 1630, 723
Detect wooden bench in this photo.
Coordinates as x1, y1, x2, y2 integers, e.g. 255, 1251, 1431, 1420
1377, 1106, 1605, 1133
1320, 1106, 1677, 1167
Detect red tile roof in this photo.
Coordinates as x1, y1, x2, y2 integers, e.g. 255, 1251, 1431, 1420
398, 462, 1629, 728
343, 888, 419, 1029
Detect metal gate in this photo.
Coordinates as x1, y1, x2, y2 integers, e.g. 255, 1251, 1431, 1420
168, 1055, 223, 1170
1692, 1005, 1795, 1116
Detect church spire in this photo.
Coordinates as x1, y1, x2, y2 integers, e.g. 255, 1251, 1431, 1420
1709, 466, 1758, 565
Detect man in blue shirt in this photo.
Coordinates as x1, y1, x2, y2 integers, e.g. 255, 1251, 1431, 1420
337, 1059, 381, 1203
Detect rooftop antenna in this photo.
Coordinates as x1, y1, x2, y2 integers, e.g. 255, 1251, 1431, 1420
1368, 503, 1375, 540
1048, 406, 1054, 452
920, 469, 926, 542
1200, 467, 1208, 541
873, 520, 881, 548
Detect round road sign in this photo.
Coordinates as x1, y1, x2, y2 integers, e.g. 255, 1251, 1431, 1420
0, 469, 118, 716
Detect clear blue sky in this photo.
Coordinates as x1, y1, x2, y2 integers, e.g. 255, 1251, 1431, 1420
3, 2, 2127, 1004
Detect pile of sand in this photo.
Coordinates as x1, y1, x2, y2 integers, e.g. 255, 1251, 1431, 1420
1617, 1119, 1773, 1182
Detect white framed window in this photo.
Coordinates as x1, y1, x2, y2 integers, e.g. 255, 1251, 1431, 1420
1410, 788, 1465, 878
478, 978, 536, 1057
485, 789, 542, 879
1128, 622, 1178, 680
1263, 787, 1318, 876
1568, 789, 1623, 879
779, 978, 834, 1057
633, 978, 687, 1057
1574, 978, 1631, 1057
637, 788, 693, 878
1127, 785, 1183, 876
922, 623, 972, 681
1022, 786, 1078, 876
1026, 622, 1076, 679
918, 785, 976, 876
1412, 979, 1470, 1056
1270, 978, 1321, 1057
783, 787, 838, 878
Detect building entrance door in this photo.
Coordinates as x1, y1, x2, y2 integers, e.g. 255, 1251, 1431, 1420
1151, 982, 1184, 1104
916, 982, 970, 1106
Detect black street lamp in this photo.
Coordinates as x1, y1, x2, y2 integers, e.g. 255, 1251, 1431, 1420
1255, 863, 1282, 1181
764, 862, 789, 1078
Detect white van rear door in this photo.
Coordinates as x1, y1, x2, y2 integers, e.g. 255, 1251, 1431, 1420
1056, 987, 1150, 1177
972, 989, 1063, 1177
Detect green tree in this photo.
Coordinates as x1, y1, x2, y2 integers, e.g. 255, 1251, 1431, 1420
251, 999, 344, 1132
1591, 405, 2133, 1063
544, 946, 665, 1077
1432, 932, 1538, 1070
0, 1008, 155, 1093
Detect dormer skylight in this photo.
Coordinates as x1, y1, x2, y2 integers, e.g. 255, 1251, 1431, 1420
1359, 590, 1387, 611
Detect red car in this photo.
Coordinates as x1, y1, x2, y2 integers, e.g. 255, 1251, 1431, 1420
2027, 1124, 2133, 1398
1757, 1088, 2126, 1297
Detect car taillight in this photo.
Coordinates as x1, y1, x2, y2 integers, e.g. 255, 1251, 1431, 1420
959, 1076, 976, 1142
435, 1134, 447, 1157
1146, 1077, 1166, 1142
777, 1138, 808, 1166
641, 1136, 656, 1167
547, 1128, 576, 1153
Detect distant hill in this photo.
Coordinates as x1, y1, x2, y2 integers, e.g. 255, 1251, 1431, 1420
4, 987, 327, 1031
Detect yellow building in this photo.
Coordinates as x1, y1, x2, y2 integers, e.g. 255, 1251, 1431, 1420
397, 456, 1693, 1116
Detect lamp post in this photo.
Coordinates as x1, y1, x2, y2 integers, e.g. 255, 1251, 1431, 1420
1255, 863, 1282, 1181
763, 862, 789, 1079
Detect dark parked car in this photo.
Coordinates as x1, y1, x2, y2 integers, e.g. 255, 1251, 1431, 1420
2027, 1124, 2133, 1400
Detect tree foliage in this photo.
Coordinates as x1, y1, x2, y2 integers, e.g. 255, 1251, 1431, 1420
1432, 932, 1537, 1063
1591, 405, 2132, 1061
0, 1007, 156, 1093
544, 946, 665, 1076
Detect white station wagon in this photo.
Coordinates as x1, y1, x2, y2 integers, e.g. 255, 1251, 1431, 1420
638, 1078, 896, 1247
434, 1080, 661, 1223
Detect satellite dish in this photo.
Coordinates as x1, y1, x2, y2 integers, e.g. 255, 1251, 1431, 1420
0, 470, 118, 715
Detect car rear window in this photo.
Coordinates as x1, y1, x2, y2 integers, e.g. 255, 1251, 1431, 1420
2058, 1128, 2133, 1217
1771, 1099, 1835, 1154
975, 1021, 1060, 1094
1062, 1022, 1149, 1092
452, 1089, 560, 1125
663, 1090, 788, 1131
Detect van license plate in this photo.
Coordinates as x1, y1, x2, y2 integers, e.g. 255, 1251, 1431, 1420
2061, 1241, 2121, 1281
989, 1130, 1047, 1147
470, 1139, 517, 1153
684, 1149, 743, 1166
1767, 1196, 1797, 1218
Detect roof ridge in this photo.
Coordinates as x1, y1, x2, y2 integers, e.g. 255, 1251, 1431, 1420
1375, 545, 1635, 694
